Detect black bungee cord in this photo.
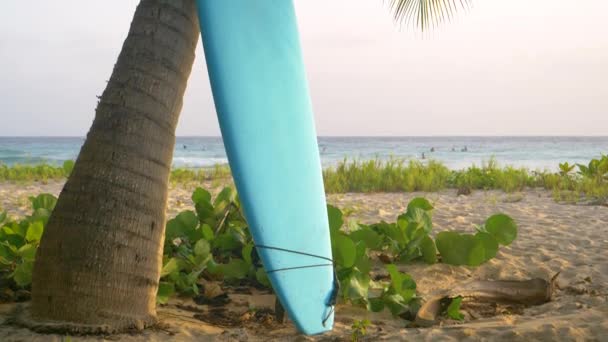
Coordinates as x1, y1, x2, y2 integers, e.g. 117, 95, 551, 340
253, 244, 339, 327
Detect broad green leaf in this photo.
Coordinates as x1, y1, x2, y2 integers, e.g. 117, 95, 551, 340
383, 293, 409, 316
436, 232, 490, 267
2, 231, 25, 249
485, 214, 517, 246
165, 210, 198, 242
386, 264, 416, 301
475, 231, 498, 263
5, 221, 28, 240
213, 231, 242, 253
30, 193, 57, 211
1, 225, 15, 236
345, 273, 370, 301
405, 226, 427, 252
214, 187, 234, 211
0, 244, 16, 263
193, 187, 215, 225
420, 212, 433, 233
375, 222, 406, 245
192, 253, 211, 269
16, 243, 37, 261
191, 187, 212, 205
401, 207, 433, 234
255, 268, 271, 287
184, 270, 203, 296
26, 221, 44, 242
420, 235, 437, 264
354, 242, 371, 274
402, 220, 416, 240
201, 224, 214, 241
12, 261, 34, 287
221, 258, 250, 279
327, 205, 344, 232
0, 212, 6, 224
30, 208, 51, 226
242, 243, 254, 265
368, 297, 385, 312
349, 227, 382, 250
465, 234, 486, 266
206, 259, 221, 275
161, 258, 181, 277
193, 239, 210, 257
157, 282, 175, 304
355, 257, 372, 275
171, 272, 198, 295
407, 197, 434, 212
195, 201, 215, 224
176, 244, 192, 259
172, 272, 193, 293
190, 227, 206, 246
332, 234, 357, 268
397, 217, 408, 231
447, 296, 465, 320
436, 232, 468, 266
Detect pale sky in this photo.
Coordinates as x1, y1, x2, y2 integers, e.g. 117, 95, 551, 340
1, 0, 607, 136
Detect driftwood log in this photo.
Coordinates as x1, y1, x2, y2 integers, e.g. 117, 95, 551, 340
415, 273, 559, 327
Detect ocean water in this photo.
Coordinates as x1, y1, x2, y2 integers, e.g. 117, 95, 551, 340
0, 136, 606, 171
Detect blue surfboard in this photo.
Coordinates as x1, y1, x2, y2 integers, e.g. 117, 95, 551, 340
196, 0, 335, 335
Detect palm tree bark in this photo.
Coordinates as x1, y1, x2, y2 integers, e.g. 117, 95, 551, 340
21, 0, 199, 333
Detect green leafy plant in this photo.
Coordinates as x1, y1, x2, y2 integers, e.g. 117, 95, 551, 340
577, 155, 608, 181
447, 296, 465, 320
351, 319, 371, 342
159, 238, 212, 302
559, 162, 575, 177
366, 198, 437, 263
329, 205, 373, 306
0, 194, 55, 288
325, 205, 421, 317
368, 264, 417, 316
159, 187, 269, 303
328, 199, 516, 317
435, 214, 517, 266
0, 186, 519, 323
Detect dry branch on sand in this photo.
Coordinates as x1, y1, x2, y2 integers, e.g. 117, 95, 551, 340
416, 273, 560, 326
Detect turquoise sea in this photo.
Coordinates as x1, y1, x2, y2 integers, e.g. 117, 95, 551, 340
0, 136, 606, 171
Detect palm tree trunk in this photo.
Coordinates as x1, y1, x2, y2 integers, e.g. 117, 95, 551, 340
22, 0, 199, 333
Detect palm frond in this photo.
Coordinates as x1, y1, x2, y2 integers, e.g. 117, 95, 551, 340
387, 0, 472, 31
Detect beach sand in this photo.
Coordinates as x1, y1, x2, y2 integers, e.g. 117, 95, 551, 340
0, 181, 607, 341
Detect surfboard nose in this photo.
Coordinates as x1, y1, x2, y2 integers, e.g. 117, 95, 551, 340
271, 267, 335, 335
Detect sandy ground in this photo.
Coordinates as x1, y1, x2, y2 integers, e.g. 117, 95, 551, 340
0, 181, 607, 341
